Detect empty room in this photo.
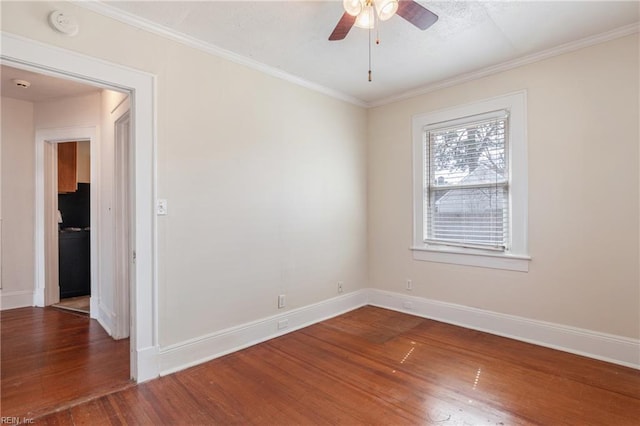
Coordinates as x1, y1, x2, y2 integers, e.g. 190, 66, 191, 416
1, 0, 639, 424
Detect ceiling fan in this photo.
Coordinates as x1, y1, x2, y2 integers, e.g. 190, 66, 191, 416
329, 0, 439, 41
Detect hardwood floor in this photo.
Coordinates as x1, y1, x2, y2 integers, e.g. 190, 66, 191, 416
23, 306, 640, 425
1, 307, 132, 421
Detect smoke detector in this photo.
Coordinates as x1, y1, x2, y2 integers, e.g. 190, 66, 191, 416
48, 10, 79, 36
12, 79, 31, 89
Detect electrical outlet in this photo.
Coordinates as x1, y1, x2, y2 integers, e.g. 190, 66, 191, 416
338, 281, 344, 293
277, 319, 289, 330
406, 279, 412, 291
278, 294, 286, 309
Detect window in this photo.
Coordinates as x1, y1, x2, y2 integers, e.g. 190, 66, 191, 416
412, 92, 529, 271
426, 111, 508, 250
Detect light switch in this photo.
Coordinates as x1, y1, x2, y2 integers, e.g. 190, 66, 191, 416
156, 199, 168, 216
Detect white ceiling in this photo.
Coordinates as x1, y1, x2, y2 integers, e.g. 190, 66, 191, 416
95, 0, 639, 106
3, 2, 638, 106
1, 65, 100, 102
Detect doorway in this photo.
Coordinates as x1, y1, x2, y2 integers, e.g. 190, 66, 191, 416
54, 140, 92, 315
1, 83, 134, 416
35, 93, 132, 337
2, 33, 158, 382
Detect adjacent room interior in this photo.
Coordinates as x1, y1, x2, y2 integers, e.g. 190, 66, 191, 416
1, 0, 638, 424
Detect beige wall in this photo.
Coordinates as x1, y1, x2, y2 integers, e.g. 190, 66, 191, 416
35, 92, 101, 129
368, 34, 639, 339
156, 37, 368, 345
1, 2, 369, 347
1, 97, 35, 298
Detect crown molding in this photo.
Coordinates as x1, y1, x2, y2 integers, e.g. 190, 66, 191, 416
369, 22, 640, 108
78, 1, 368, 108
78, 3, 637, 110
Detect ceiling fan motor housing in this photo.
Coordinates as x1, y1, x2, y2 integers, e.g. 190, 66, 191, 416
343, 0, 399, 21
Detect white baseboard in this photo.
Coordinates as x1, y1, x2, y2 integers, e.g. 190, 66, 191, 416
89, 296, 99, 320
135, 345, 160, 383
97, 303, 116, 336
0, 290, 35, 310
158, 289, 369, 376
368, 289, 640, 369
153, 287, 638, 380
33, 287, 45, 307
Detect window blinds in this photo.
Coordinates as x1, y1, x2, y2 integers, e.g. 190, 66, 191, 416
424, 111, 509, 250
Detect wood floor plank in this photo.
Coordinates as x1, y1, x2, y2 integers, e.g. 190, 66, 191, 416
273, 326, 524, 424
323, 306, 640, 399
417, 323, 640, 399
10, 306, 640, 425
306, 309, 640, 425
266, 334, 517, 425
1, 307, 131, 420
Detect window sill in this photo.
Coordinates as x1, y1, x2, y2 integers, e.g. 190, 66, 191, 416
410, 245, 530, 272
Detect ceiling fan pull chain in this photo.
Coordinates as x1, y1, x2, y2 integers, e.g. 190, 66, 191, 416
368, 24, 372, 82
376, 8, 381, 45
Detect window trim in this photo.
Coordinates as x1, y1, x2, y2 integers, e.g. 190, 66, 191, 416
411, 91, 530, 272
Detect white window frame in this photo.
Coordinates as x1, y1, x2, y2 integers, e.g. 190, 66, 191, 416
411, 91, 530, 272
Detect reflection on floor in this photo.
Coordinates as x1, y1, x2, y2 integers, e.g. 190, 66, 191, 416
34, 306, 640, 424
52, 295, 90, 314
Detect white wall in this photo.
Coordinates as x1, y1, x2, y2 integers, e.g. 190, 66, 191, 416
35, 92, 100, 129
1, 1, 369, 351
368, 34, 639, 339
0, 97, 36, 308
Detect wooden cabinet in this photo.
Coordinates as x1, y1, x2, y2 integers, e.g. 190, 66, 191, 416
58, 142, 77, 193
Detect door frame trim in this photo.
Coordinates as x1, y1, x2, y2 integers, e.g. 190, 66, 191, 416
34, 129, 98, 312
1, 32, 159, 382
113, 107, 132, 340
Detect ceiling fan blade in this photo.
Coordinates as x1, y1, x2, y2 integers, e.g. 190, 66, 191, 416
329, 12, 357, 41
397, 0, 439, 31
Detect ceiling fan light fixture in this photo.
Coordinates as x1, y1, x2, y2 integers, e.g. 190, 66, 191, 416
343, 0, 364, 17
329, 0, 440, 83
354, 5, 375, 29
376, 0, 398, 21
